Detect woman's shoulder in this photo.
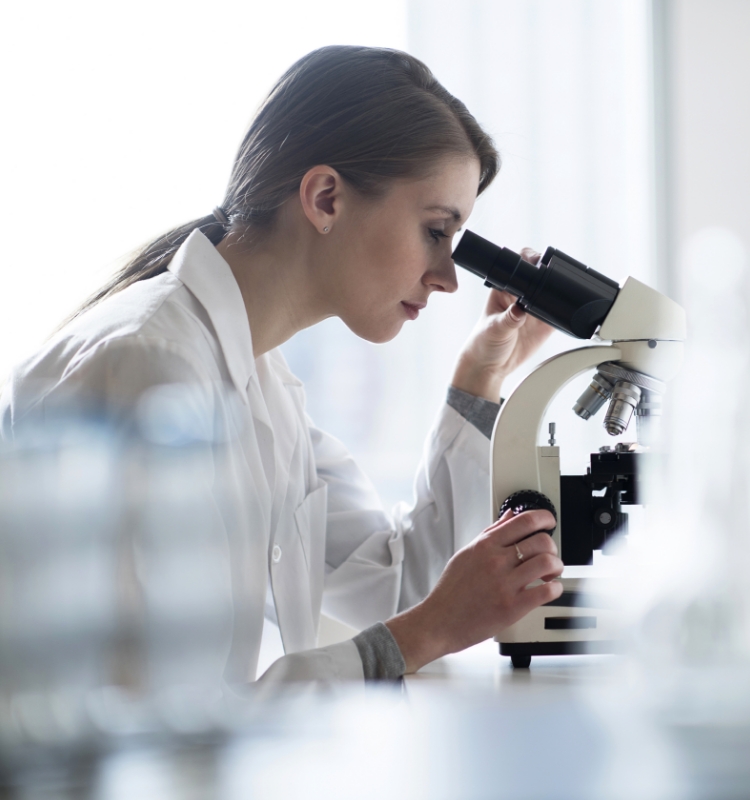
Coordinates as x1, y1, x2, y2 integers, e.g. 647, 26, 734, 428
0, 274, 224, 434
63, 271, 191, 344
60, 270, 224, 369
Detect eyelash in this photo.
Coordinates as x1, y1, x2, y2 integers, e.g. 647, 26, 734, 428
428, 228, 449, 243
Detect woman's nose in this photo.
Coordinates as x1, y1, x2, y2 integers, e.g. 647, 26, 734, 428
425, 254, 459, 294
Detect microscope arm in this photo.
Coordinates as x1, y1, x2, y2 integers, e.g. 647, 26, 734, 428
490, 275, 686, 527
490, 345, 620, 550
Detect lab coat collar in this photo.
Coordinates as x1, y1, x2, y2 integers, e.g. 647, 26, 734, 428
168, 229, 256, 400
267, 349, 303, 388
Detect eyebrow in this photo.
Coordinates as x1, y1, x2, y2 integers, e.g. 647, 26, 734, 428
425, 205, 463, 222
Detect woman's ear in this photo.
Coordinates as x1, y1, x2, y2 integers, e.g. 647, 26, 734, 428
299, 166, 344, 234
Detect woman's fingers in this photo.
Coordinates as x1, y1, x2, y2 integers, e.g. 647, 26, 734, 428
515, 579, 563, 618
519, 247, 542, 266
483, 508, 556, 546
511, 550, 564, 587
485, 288, 517, 315
510, 530, 558, 564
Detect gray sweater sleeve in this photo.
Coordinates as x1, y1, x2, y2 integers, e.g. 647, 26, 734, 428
352, 622, 406, 681
446, 386, 504, 439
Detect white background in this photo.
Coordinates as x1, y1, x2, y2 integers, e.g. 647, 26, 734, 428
1, 0, 654, 510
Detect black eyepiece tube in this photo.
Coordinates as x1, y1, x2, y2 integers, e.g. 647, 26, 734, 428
452, 230, 620, 339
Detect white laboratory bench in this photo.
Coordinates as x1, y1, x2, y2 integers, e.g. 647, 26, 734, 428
405, 636, 619, 692
3, 642, 750, 800
401, 640, 750, 800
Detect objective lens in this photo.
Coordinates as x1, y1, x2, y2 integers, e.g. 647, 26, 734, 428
603, 381, 642, 436
573, 372, 614, 420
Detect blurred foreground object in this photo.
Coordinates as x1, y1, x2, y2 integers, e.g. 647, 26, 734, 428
623, 228, 750, 725
1, 371, 749, 800
0, 415, 236, 769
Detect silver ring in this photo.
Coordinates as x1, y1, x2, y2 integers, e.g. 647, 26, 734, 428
515, 544, 524, 562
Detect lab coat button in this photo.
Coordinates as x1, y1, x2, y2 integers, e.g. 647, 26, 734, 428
272, 545, 282, 564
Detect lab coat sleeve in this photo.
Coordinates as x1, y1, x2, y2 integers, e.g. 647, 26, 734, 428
252, 622, 403, 690
255, 639, 364, 686
2, 336, 373, 689
397, 402, 494, 609
314, 401, 492, 631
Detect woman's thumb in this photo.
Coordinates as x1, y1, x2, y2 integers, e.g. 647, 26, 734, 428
504, 303, 527, 328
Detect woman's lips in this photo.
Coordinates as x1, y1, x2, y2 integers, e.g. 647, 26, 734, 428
401, 301, 426, 320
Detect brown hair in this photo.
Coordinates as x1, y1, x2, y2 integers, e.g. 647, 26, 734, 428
74, 46, 499, 318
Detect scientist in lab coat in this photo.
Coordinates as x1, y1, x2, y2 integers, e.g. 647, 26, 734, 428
0, 46, 563, 688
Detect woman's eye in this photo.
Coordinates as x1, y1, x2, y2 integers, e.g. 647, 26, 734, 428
428, 228, 449, 243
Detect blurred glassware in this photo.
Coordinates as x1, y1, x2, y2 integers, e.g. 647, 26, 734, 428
0, 392, 237, 763
620, 227, 750, 720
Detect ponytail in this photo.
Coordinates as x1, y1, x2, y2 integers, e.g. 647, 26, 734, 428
67, 214, 228, 323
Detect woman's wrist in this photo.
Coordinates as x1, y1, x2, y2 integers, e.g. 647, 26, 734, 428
384, 604, 449, 674
450, 355, 507, 403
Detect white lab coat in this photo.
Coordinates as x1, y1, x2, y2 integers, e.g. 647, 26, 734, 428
0, 230, 492, 688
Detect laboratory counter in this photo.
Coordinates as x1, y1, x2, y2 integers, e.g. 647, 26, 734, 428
2, 642, 750, 799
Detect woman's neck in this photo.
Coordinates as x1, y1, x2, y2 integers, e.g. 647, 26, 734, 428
214, 209, 331, 359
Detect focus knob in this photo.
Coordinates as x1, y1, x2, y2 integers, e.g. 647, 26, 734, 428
498, 490, 557, 534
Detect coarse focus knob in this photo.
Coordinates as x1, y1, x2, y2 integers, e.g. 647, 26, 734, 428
498, 490, 557, 534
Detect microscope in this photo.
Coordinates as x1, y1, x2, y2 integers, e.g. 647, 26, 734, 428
452, 231, 686, 668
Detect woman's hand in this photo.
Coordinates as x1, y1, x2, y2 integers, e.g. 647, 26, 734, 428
450, 248, 554, 402
385, 509, 563, 673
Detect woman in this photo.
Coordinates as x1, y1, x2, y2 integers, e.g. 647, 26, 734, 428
0, 46, 562, 688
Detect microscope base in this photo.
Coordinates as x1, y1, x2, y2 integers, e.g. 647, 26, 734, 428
499, 640, 618, 657
495, 577, 622, 667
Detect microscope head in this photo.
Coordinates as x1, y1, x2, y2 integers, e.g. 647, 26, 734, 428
452, 230, 620, 339
452, 230, 686, 443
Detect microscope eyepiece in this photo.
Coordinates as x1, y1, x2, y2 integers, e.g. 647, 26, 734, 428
449, 230, 539, 296
452, 230, 620, 339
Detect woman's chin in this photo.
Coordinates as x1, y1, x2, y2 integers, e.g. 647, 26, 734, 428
344, 316, 403, 344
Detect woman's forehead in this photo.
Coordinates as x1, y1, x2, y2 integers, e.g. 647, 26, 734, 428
402, 158, 481, 218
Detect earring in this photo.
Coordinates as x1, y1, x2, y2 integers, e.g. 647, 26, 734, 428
323, 226, 329, 233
